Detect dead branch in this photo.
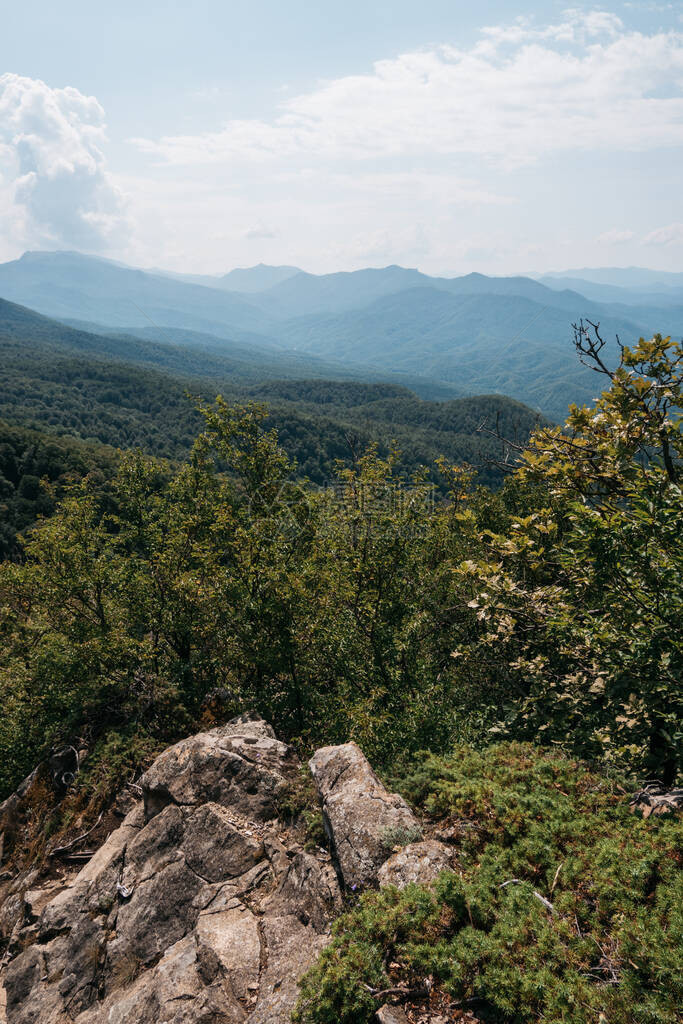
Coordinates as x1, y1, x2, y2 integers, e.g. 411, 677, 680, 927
550, 861, 564, 894
499, 878, 556, 914
48, 812, 103, 859
363, 981, 431, 1001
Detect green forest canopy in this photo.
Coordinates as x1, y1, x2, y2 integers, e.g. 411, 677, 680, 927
0, 327, 680, 806
0, 327, 680, 1024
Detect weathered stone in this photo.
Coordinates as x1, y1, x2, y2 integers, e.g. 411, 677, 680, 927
36, 805, 144, 942
140, 720, 293, 822
3, 947, 44, 1019
265, 852, 341, 932
377, 840, 453, 889
196, 902, 261, 999
43, 914, 105, 1016
0, 770, 40, 867
203, 860, 271, 908
0, 718, 351, 1024
22, 883, 68, 924
214, 713, 277, 741
106, 859, 206, 983
629, 784, 683, 818
183, 804, 264, 882
5, 913, 106, 1024
123, 802, 185, 884
376, 1006, 410, 1024
0, 870, 44, 945
0, 894, 23, 943
309, 742, 421, 889
249, 915, 328, 1024
76, 935, 246, 1024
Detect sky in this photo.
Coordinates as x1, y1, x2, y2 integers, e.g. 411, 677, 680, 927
1, 1, 683, 276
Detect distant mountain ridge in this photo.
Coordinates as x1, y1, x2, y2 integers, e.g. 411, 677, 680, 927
150, 263, 302, 293
0, 295, 542, 489
540, 266, 683, 289
273, 286, 649, 420
1, 250, 681, 421
219, 263, 301, 292
0, 297, 465, 401
0, 251, 271, 335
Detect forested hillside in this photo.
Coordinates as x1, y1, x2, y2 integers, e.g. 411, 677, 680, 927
0, 298, 542, 489
3, 250, 681, 420
3, 294, 465, 395
1, 326, 680, 798
0, 422, 118, 560
0, 303, 680, 1024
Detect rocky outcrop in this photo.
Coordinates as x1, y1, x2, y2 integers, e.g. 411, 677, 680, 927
0, 769, 41, 872
1, 724, 456, 1024
309, 742, 422, 890
1, 715, 341, 1024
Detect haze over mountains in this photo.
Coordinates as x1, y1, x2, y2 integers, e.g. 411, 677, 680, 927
0, 294, 540, 490
1, 250, 682, 423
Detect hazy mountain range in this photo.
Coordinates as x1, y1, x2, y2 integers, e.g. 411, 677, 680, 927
1, 250, 681, 422
0, 295, 541, 489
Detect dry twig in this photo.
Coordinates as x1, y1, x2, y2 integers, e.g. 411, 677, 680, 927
49, 812, 103, 859
499, 878, 556, 915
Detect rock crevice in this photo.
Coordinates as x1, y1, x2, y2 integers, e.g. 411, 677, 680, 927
0, 717, 338, 1024
0, 725, 453, 1024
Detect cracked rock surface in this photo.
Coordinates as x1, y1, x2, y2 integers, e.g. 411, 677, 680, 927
309, 742, 422, 890
0, 725, 451, 1024
1, 715, 341, 1024
377, 840, 453, 890
628, 783, 683, 818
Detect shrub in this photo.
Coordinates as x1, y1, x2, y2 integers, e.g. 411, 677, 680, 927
294, 743, 683, 1024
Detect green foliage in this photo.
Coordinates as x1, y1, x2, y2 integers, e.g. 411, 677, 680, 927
379, 823, 424, 852
294, 743, 683, 1024
0, 294, 540, 488
74, 728, 164, 807
0, 330, 680, 806
0, 420, 118, 560
455, 329, 683, 781
0, 401, 485, 799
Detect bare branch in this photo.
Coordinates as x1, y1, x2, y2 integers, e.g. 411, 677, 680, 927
49, 812, 103, 859
499, 878, 556, 914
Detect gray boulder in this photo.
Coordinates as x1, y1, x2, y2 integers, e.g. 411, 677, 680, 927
376, 1007, 410, 1024
264, 851, 342, 931
1, 716, 341, 1024
140, 722, 295, 822
377, 840, 453, 889
309, 742, 421, 889
629, 783, 683, 818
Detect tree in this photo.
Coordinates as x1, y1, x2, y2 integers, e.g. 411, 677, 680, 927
468, 327, 682, 781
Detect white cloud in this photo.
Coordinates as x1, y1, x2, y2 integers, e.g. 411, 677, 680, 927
596, 228, 636, 244
478, 9, 624, 49
302, 170, 513, 206
643, 222, 683, 245
0, 73, 128, 252
244, 223, 278, 239
4, 12, 678, 276
133, 11, 683, 170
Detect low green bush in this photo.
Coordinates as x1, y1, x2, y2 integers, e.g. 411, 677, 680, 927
294, 743, 683, 1024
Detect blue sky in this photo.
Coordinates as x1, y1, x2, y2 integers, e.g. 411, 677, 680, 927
2, 1, 682, 274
